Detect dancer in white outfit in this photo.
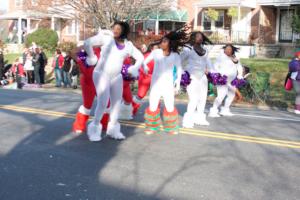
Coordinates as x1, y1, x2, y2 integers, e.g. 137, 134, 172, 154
209, 44, 243, 117
85, 22, 144, 141
143, 27, 190, 135
181, 31, 213, 128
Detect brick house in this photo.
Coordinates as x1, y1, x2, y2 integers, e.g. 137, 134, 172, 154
193, 0, 300, 57
0, 0, 93, 45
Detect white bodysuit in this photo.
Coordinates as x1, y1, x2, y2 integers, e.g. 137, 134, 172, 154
84, 30, 144, 140
211, 52, 243, 114
181, 46, 213, 127
144, 49, 183, 112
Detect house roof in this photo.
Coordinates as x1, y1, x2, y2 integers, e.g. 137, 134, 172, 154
194, 0, 257, 8
0, 10, 50, 20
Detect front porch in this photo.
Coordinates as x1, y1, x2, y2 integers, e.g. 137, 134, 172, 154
0, 10, 50, 44
193, 0, 256, 44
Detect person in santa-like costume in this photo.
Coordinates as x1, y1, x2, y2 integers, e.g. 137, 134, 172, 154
85, 21, 144, 142
72, 47, 111, 134
180, 31, 213, 128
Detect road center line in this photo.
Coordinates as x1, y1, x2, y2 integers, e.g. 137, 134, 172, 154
1, 104, 300, 149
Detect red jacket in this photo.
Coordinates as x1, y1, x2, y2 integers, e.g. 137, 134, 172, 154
12, 63, 25, 76
52, 54, 64, 69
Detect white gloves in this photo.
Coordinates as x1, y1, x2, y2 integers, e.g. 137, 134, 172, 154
86, 55, 98, 66
128, 66, 139, 78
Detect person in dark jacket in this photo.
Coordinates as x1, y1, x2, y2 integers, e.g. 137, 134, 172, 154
39, 48, 47, 84
32, 47, 42, 85
62, 51, 73, 88
0, 50, 4, 80
289, 51, 300, 115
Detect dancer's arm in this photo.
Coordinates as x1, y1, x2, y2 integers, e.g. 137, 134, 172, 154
84, 31, 112, 66
143, 51, 154, 74
127, 42, 144, 77
174, 54, 183, 93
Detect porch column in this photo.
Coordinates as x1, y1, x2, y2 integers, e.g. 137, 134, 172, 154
155, 19, 159, 35
76, 19, 80, 43
194, 6, 198, 30
275, 7, 280, 44
27, 18, 31, 33
17, 17, 22, 44
172, 22, 175, 31
51, 17, 55, 30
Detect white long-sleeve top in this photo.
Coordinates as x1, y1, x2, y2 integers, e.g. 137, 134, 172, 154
181, 45, 213, 80
84, 30, 144, 78
144, 49, 183, 89
214, 52, 243, 82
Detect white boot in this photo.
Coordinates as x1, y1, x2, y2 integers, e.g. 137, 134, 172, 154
118, 102, 133, 120
220, 107, 234, 117
295, 110, 300, 115
106, 122, 126, 140
209, 107, 220, 118
87, 122, 102, 142
182, 112, 194, 128
194, 112, 210, 126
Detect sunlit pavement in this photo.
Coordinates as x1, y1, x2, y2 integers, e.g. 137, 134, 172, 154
0, 89, 300, 200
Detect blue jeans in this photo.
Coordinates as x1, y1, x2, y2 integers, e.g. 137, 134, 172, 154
62, 71, 71, 87
54, 68, 63, 87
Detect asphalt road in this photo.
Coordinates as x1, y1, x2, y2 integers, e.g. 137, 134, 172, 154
0, 88, 300, 200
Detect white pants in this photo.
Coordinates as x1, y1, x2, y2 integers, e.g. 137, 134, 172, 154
212, 84, 236, 109
186, 75, 208, 114
149, 82, 175, 112
92, 71, 123, 125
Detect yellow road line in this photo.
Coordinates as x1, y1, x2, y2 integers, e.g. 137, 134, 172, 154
1, 104, 300, 149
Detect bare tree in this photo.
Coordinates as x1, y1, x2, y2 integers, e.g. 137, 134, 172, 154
47, 0, 174, 29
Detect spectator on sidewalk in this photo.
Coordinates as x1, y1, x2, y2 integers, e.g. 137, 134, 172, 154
69, 53, 79, 89
32, 47, 42, 85
39, 48, 48, 84
24, 50, 35, 84
12, 57, 26, 88
62, 51, 73, 88
289, 51, 300, 115
52, 49, 64, 87
0, 50, 4, 80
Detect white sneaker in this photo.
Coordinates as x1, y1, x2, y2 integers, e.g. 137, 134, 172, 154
106, 123, 126, 140
182, 112, 194, 128
118, 102, 133, 120
295, 110, 300, 115
220, 107, 234, 117
194, 112, 210, 126
87, 122, 102, 142
209, 108, 220, 118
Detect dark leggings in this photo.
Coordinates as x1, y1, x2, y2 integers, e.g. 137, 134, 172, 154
27, 70, 34, 84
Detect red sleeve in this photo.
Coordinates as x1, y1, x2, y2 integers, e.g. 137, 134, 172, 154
18, 64, 25, 75
59, 55, 64, 68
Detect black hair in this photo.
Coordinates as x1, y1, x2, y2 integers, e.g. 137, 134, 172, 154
113, 21, 130, 39
152, 25, 190, 54
222, 44, 240, 56
189, 31, 213, 46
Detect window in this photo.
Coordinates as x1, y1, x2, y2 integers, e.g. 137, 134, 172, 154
279, 9, 294, 42
66, 20, 77, 35
215, 11, 224, 29
202, 10, 224, 31
203, 12, 212, 31
15, 0, 23, 7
